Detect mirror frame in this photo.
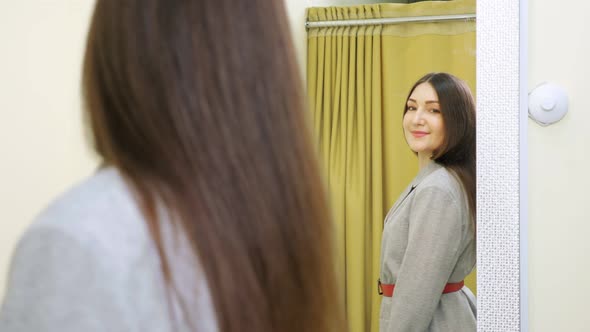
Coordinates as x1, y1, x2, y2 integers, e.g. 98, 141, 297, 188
476, 0, 527, 330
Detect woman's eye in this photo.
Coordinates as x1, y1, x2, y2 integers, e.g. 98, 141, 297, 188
430, 109, 440, 113
406, 106, 416, 111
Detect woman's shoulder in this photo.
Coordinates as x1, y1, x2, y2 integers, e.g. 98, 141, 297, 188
26, 166, 150, 259
1, 167, 208, 331
416, 165, 464, 203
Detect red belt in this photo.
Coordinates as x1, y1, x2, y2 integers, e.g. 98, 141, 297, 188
377, 279, 464, 297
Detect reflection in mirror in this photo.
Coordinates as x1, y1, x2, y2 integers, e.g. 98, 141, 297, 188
306, 1, 475, 331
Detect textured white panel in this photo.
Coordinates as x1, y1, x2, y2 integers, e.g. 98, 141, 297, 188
476, 0, 521, 331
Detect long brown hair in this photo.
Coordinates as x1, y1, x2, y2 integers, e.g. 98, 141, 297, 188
404, 72, 476, 226
82, 1, 346, 331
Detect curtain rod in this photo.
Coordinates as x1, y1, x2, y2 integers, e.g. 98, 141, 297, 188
305, 13, 475, 28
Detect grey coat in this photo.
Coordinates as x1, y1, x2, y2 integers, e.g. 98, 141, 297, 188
0, 167, 218, 332
379, 162, 476, 332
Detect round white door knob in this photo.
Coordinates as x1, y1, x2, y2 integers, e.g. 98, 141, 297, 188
528, 82, 568, 126
540, 97, 555, 111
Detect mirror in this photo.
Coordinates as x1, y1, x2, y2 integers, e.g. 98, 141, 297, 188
302, 0, 523, 331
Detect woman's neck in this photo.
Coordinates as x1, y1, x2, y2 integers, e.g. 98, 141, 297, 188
418, 153, 433, 170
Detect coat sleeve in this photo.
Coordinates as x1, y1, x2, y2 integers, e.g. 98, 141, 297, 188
0, 225, 134, 332
384, 186, 465, 332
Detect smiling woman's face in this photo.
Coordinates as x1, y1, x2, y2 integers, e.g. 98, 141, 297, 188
403, 82, 446, 157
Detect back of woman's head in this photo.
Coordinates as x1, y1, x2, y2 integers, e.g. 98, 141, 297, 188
83, 0, 346, 331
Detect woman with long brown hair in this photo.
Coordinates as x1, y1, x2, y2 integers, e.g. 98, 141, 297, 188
0, 1, 346, 331
378, 72, 476, 331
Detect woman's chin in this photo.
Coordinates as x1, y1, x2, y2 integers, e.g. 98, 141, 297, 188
408, 145, 426, 154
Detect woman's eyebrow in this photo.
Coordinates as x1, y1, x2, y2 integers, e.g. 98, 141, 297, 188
407, 98, 439, 104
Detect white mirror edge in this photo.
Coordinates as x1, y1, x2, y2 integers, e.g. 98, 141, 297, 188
519, 0, 529, 330
476, 0, 523, 331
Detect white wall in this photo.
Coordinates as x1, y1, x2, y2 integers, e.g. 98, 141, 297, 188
528, 0, 590, 331
0, 1, 98, 300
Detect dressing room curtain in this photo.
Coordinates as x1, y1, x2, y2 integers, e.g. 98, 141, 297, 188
306, 1, 475, 331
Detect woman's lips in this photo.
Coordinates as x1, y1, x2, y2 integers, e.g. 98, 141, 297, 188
411, 131, 428, 138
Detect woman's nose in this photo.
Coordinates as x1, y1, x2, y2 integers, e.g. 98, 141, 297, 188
413, 109, 425, 125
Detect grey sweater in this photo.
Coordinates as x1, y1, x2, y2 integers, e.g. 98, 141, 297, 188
0, 167, 218, 332
379, 162, 476, 332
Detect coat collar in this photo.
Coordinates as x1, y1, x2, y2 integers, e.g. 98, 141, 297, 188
386, 161, 443, 221
410, 161, 443, 189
